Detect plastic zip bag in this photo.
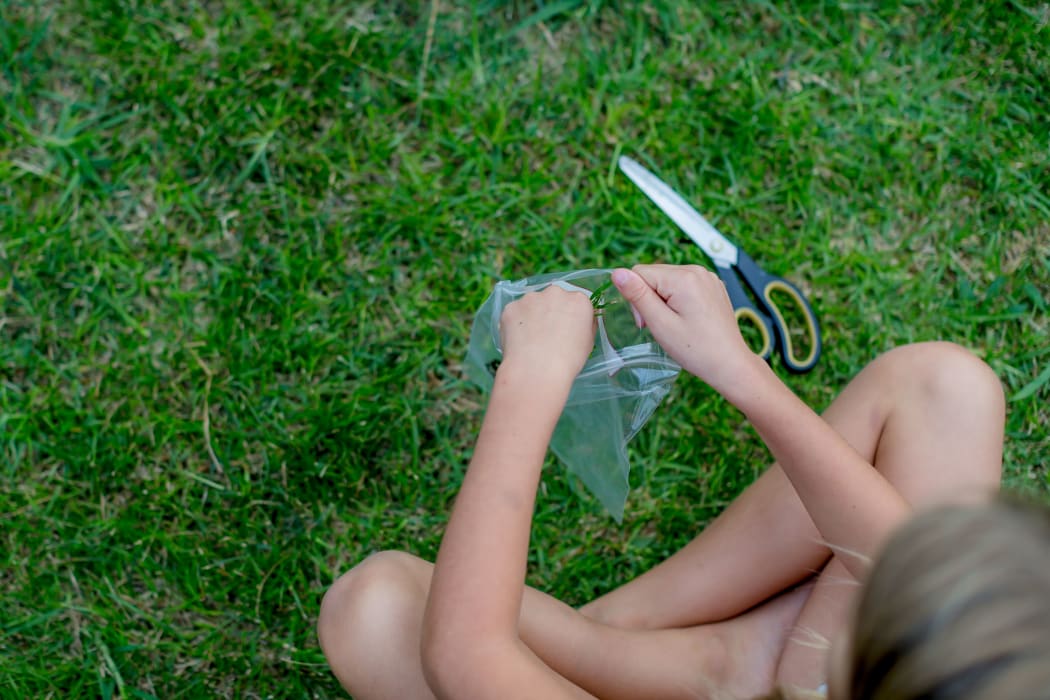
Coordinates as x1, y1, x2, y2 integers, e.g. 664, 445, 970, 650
464, 269, 681, 521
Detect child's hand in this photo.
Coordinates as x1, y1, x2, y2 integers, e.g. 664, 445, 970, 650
611, 265, 757, 395
499, 285, 596, 385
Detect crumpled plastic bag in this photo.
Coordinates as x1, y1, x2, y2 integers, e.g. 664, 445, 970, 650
464, 269, 681, 521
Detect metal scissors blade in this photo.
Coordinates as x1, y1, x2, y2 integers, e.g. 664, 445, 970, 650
618, 156, 738, 268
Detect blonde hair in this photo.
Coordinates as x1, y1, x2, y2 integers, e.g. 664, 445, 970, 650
846, 499, 1050, 699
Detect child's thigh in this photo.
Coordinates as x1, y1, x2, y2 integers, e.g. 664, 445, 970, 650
773, 343, 1005, 689
850, 341, 1004, 503
534, 583, 814, 700
320, 550, 815, 700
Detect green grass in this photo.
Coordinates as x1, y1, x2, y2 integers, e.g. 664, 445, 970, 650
2, 0, 1048, 696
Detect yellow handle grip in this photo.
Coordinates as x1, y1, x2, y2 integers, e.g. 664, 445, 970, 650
762, 280, 821, 372
735, 306, 773, 361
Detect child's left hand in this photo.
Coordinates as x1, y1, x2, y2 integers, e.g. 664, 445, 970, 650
499, 285, 596, 385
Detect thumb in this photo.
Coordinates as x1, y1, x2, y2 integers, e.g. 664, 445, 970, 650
611, 268, 675, 329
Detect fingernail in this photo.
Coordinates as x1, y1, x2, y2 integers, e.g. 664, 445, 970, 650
630, 303, 643, 328
611, 269, 630, 286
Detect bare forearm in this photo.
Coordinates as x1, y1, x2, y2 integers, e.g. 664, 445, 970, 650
610, 265, 910, 576
423, 364, 571, 648
727, 356, 909, 576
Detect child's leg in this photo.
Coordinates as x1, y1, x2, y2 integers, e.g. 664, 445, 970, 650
773, 342, 1004, 688
319, 548, 810, 700
579, 342, 1003, 631
318, 343, 1004, 697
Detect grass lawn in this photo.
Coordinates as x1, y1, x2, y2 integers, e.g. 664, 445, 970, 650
2, 0, 1048, 697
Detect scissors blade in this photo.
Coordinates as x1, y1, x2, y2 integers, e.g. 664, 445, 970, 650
618, 156, 738, 268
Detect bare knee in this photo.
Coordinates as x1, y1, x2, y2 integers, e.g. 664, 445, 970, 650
318, 551, 430, 692
882, 342, 1004, 411
318, 550, 426, 651
876, 342, 1005, 490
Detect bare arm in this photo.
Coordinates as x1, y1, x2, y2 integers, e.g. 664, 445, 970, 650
724, 353, 909, 575
613, 265, 909, 579
421, 287, 597, 700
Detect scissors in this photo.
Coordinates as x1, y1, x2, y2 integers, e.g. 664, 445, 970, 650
619, 156, 822, 373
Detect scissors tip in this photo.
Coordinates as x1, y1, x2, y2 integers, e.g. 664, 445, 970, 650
617, 155, 639, 171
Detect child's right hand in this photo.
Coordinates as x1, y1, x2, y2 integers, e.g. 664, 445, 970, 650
498, 285, 596, 388
612, 265, 759, 396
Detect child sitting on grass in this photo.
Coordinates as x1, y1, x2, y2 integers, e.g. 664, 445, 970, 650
318, 264, 1046, 699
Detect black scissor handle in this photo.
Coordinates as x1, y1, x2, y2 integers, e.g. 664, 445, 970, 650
715, 263, 775, 363
734, 250, 822, 373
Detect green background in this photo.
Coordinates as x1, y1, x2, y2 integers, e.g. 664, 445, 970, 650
2, 1, 1048, 697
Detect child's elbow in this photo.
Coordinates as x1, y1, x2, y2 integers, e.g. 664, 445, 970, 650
420, 619, 468, 698
419, 625, 445, 694
421, 623, 510, 699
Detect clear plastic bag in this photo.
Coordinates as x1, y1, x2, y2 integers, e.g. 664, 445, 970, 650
464, 269, 681, 521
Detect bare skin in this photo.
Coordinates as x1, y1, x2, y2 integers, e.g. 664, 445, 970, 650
318, 266, 1004, 700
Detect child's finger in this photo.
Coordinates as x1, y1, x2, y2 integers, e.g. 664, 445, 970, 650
611, 268, 674, 329
629, 303, 645, 329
